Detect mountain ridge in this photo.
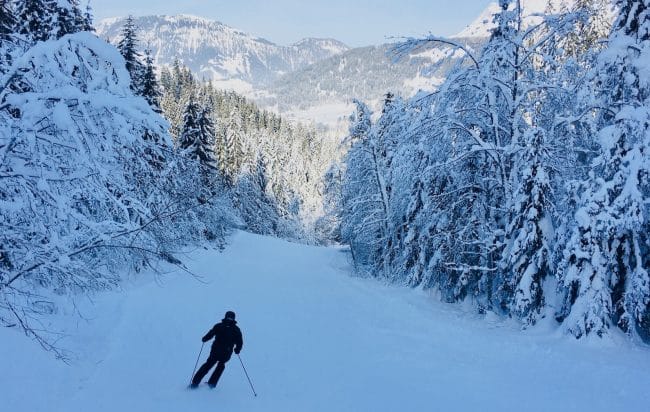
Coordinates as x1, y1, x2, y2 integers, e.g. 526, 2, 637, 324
97, 2, 588, 126
96, 14, 350, 90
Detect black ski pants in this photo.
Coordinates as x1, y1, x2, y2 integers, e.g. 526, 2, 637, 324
192, 353, 229, 386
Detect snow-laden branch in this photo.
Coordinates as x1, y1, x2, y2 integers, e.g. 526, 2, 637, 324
391, 36, 480, 70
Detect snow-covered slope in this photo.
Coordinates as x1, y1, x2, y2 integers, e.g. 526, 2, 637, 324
96, 15, 481, 125
4, 232, 650, 411
96, 15, 349, 90
453, 0, 576, 38
257, 39, 481, 125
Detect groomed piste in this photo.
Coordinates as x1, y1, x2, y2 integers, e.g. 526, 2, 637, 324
4, 231, 650, 412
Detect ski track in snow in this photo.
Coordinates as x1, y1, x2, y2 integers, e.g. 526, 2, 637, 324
3, 231, 650, 412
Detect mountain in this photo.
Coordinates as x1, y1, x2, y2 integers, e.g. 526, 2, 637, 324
256, 39, 482, 125
259, 0, 603, 126
452, 0, 578, 39
96, 2, 596, 127
96, 15, 350, 91
96, 14, 483, 126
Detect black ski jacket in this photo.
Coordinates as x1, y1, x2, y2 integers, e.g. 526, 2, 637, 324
202, 319, 243, 362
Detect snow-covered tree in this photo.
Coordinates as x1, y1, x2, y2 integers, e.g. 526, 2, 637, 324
338, 0, 605, 327
15, 0, 55, 43
196, 103, 218, 172
561, 0, 613, 58
157, 61, 342, 241
0, 0, 15, 71
13, 0, 88, 44
141, 48, 161, 113
222, 108, 245, 182
117, 15, 143, 93
178, 94, 200, 151
501, 128, 555, 324
82, 1, 93, 32
178, 94, 219, 184
234, 154, 281, 236
0, 31, 241, 353
53, 0, 79, 38
559, 0, 650, 339
340, 99, 392, 274
0, 0, 13, 40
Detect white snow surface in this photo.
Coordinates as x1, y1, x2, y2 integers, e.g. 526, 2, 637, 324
3, 231, 650, 412
453, 0, 577, 38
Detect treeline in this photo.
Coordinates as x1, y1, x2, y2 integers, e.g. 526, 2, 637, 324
157, 60, 341, 240
334, 0, 650, 341
111, 15, 341, 239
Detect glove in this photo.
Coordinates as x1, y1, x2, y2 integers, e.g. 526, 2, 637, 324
202, 336, 209, 343
234, 348, 241, 355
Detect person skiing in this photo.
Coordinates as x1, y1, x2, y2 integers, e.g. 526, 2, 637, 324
190, 310, 243, 389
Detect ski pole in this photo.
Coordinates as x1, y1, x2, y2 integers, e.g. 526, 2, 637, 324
189, 342, 205, 385
237, 354, 258, 397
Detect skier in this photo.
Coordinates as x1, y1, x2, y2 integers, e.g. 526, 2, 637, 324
190, 310, 244, 389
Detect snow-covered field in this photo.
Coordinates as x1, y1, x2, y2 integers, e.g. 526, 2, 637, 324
3, 231, 650, 412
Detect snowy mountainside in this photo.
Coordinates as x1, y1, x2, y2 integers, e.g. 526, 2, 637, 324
96, 15, 350, 90
96, 15, 482, 126
453, 1, 504, 38
259, 0, 611, 126
453, 0, 582, 38
257, 38, 483, 126
96, 1, 605, 128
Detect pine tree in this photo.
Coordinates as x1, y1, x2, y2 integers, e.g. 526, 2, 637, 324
564, 0, 612, 57
195, 102, 218, 172
559, 0, 650, 339
72, 0, 84, 29
117, 16, 143, 93
222, 108, 244, 182
141, 48, 161, 113
179, 95, 218, 173
178, 94, 200, 152
54, 0, 78, 38
0, 0, 14, 40
501, 128, 554, 324
15, 0, 56, 43
82, 1, 94, 32
0, 0, 15, 72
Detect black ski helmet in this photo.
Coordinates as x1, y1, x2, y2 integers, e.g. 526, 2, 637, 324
224, 311, 236, 321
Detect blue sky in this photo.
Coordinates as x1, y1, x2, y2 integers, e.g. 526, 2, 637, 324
92, 0, 494, 47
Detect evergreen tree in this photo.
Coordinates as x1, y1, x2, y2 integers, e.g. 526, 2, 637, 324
559, 0, 650, 339
0, 0, 14, 40
179, 95, 218, 175
82, 1, 94, 32
0, 0, 15, 72
501, 128, 555, 324
564, 0, 612, 57
117, 16, 144, 93
178, 94, 200, 152
141, 48, 161, 113
15, 0, 56, 43
54, 0, 79, 38
195, 102, 218, 172
222, 108, 244, 182
157, 60, 339, 240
